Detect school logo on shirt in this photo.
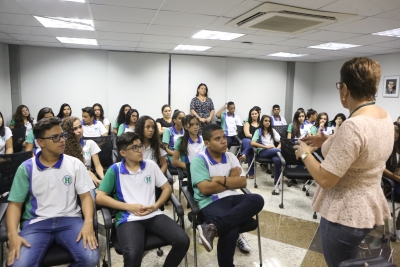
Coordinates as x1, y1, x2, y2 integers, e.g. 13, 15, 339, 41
151, 153, 155, 160
1, 137, 4, 142
95, 128, 98, 131
144, 175, 151, 184
62, 175, 72, 186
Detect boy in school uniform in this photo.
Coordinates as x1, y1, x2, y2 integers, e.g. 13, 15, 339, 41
216, 102, 242, 149
191, 124, 264, 267
271, 104, 287, 126
96, 132, 189, 267
6, 117, 99, 267
81, 107, 108, 137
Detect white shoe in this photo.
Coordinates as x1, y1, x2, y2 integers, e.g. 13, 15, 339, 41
274, 187, 280, 195
236, 234, 251, 252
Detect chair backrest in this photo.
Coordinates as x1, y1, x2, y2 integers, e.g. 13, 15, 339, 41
11, 127, 27, 153
280, 138, 304, 166
185, 163, 194, 196
272, 125, 288, 138
83, 136, 114, 168
0, 151, 33, 195
237, 125, 245, 139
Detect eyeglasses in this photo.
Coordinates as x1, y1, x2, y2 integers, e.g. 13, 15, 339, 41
73, 125, 82, 131
336, 82, 343, 90
125, 144, 144, 152
40, 132, 69, 142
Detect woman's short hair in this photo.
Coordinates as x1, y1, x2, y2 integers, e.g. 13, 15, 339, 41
340, 57, 381, 101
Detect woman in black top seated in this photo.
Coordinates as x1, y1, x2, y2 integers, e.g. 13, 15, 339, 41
156, 104, 173, 136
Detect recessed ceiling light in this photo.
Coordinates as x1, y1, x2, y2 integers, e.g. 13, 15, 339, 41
268, 52, 308, 58
372, 28, 400, 37
56, 37, 97, 45
192, 30, 244, 41
308, 42, 360, 50
174, 45, 211, 51
63, 0, 85, 2
34, 16, 94, 31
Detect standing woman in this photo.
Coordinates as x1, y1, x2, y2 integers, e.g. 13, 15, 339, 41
56, 103, 72, 121
299, 57, 393, 266
113, 104, 131, 134
156, 104, 173, 136
26, 107, 54, 155
135, 116, 168, 173
238, 107, 260, 164
93, 103, 110, 133
117, 109, 138, 136
329, 113, 346, 134
62, 116, 104, 186
287, 110, 310, 139
310, 112, 333, 136
9, 105, 35, 137
162, 110, 185, 160
190, 83, 215, 132
0, 111, 13, 154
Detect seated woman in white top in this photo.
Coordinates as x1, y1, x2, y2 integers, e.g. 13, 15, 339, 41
26, 107, 55, 156
0, 111, 13, 154
9, 105, 36, 137
62, 116, 104, 186
310, 112, 333, 136
135, 115, 168, 173
117, 109, 138, 136
172, 114, 205, 170
93, 103, 110, 133
162, 110, 185, 161
287, 110, 311, 139
56, 103, 72, 122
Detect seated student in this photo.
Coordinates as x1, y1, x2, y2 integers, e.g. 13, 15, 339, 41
329, 113, 346, 134
191, 124, 264, 266
93, 103, 110, 133
56, 103, 72, 122
162, 110, 185, 161
287, 110, 311, 139
243, 106, 261, 123
82, 107, 108, 137
135, 115, 168, 174
113, 104, 131, 134
62, 117, 104, 186
297, 107, 305, 113
156, 104, 173, 136
117, 109, 139, 136
238, 107, 260, 168
10, 105, 36, 137
6, 117, 99, 267
216, 102, 242, 149
305, 109, 317, 126
249, 115, 282, 192
172, 114, 205, 170
271, 104, 287, 126
0, 111, 13, 154
96, 132, 190, 267
310, 112, 333, 136
26, 107, 55, 156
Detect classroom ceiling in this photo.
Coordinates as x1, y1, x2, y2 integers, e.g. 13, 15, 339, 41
1, 0, 400, 62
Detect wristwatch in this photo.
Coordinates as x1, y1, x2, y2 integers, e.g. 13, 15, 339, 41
301, 152, 310, 160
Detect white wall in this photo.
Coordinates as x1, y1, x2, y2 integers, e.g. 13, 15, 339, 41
293, 62, 314, 121
0, 43, 12, 123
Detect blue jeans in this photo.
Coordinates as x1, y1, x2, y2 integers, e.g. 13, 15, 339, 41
320, 217, 373, 267
240, 138, 252, 157
248, 148, 281, 183
199, 194, 264, 267
226, 136, 238, 149
10, 217, 99, 267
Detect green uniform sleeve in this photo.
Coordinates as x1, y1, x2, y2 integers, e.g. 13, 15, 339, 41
190, 156, 210, 187
113, 119, 119, 129
162, 128, 171, 144
252, 129, 260, 141
98, 166, 117, 195
25, 130, 35, 144
287, 123, 293, 133
117, 124, 124, 136
10, 118, 15, 126
310, 126, 317, 135
8, 164, 30, 202
174, 137, 182, 150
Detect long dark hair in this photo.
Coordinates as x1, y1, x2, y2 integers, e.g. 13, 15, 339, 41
292, 111, 305, 138
330, 113, 346, 127
37, 107, 54, 121
117, 104, 131, 127
314, 112, 329, 130
56, 103, 71, 119
125, 109, 139, 125
61, 116, 84, 163
195, 83, 208, 97
387, 122, 400, 172
247, 107, 260, 124
93, 103, 105, 123
178, 114, 200, 156
172, 110, 184, 126
259, 115, 276, 143
12, 105, 34, 128
0, 112, 5, 137
135, 116, 161, 163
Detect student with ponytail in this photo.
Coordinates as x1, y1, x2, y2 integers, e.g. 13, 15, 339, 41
162, 110, 185, 160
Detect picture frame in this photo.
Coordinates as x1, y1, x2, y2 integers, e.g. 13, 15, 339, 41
382, 76, 399, 98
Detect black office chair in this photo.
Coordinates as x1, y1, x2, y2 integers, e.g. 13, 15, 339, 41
382, 176, 398, 242
11, 127, 27, 153
181, 163, 262, 267
83, 136, 116, 173
272, 125, 288, 138
247, 148, 274, 189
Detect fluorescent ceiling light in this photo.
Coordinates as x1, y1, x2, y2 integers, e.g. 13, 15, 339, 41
308, 42, 360, 50
56, 37, 97, 45
192, 30, 244, 41
34, 16, 94, 31
63, 0, 85, 2
372, 28, 400, 37
268, 52, 308, 58
174, 45, 211, 51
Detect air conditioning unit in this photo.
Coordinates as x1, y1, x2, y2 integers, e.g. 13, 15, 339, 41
226, 3, 354, 33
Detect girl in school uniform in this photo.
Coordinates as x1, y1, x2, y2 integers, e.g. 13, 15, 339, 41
287, 110, 311, 139
93, 103, 110, 133
56, 103, 72, 122
113, 104, 131, 134
162, 110, 185, 161
26, 107, 54, 156
0, 111, 13, 154
9, 105, 36, 137
117, 109, 139, 136
329, 113, 346, 134
310, 112, 333, 136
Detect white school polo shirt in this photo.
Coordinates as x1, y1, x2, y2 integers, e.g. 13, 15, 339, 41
82, 120, 107, 137
142, 145, 167, 163
8, 152, 95, 228
174, 135, 205, 163
252, 128, 281, 153
98, 159, 168, 226
271, 116, 287, 126
0, 127, 12, 154
80, 139, 101, 167
221, 111, 242, 137
162, 126, 184, 152
191, 149, 244, 210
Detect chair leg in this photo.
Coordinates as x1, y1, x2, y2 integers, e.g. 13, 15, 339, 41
391, 187, 397, 242
192, 214, 197, 267
272, 172, 283, 195
1, 241, 3, 267
279, 168, 285, 209
246, 157, 257, 188
106, 229, 112, 267
256, 214, 262, 267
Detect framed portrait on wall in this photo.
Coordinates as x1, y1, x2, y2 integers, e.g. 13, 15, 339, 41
382, 76, 399, 98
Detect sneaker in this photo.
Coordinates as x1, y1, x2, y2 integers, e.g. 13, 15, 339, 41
197, 223, 217, 252
266, 169, 272, 174
237, 234, 251, 252
273, 187, 280, 195
359, 239, 368, 250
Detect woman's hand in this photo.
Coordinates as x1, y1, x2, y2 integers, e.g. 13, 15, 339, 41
301, 132, 328, 148
293, 140, 311, 160
199, 118, 207, 123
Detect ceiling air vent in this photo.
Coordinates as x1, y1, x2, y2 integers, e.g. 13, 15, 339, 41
226, 3, 355, 34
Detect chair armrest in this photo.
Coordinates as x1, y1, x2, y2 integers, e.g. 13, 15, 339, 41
165, 170, 174, 185
234, 135, 242, 145
313, 152, 324, 163
181, 187, 200, 215
177, 167, 185, 181
169, 194, 184, 217
100, 207, 113, 230
240, 188, 252, 195
382, 176, 396, 188
277, 152, 286, 166
0, 203, 8, 222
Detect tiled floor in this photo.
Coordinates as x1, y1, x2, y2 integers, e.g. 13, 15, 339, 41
2, 163, 399, 266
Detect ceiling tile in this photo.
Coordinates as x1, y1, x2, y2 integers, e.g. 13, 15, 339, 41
344, 45, 394, 53
374, 8, 400, 21
327, 17, 400, 34
251, 29, 320, 38
283, 47, 326, 55
274, 38, 323, 47
96, 32, 142, 41
146, 25, 199, 37
14, 0, 91, 18
372, 39, 400, 48
63, 44, 100, 49
203, 17, 259, 35
94, 21, 148, 34
230, 53, 257, 59
0, 13, 42, 27
218, 41, 264, 49
200, 51, 233, 56
315, 50, 368, 58
319, 0, 400, 16
299, 31, 362, 42
266, 0, 337, 10
8, 34, 59, 43
98, 40, 138, 47
169, 50, 200, 55
46, 28, 97, 39
141, 34, 187, 44
0, 25, 51, 36
233, 34, 288, 44
0, 32, 14, 40
222, 1, 264, 18
241, 44, 296, 52
135, 47, 169, 53
0, 0, 29, 14
90, 4, 157, 23
207, 47, 247, 53
236, 49, 275, 55
152, 11, 218, 28
375, 48, 400, 55
101, 46, 136, 51
137, 42, 177, 49
182, 39, 227, 47
338, 34, 399, 45
0, 39, 25, 45
160, 0, 245, 16
22, 41, 64, 47
89, 0, 163, 9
